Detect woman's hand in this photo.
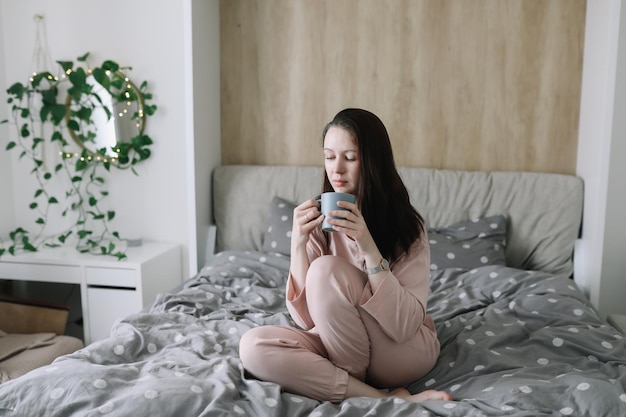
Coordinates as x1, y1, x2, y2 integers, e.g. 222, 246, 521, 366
327, 201, 378, 256
291, 199, 323, 247
290, 199, 323, 295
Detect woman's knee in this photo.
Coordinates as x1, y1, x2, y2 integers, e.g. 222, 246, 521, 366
239, 326, 270, 373
307, 256, 366, 304
239, 326, 297, 379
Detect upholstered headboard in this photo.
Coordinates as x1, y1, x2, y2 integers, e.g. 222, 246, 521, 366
212, 165, 583, 276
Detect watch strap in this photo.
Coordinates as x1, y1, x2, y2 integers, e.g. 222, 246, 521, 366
364, 258, 389, 275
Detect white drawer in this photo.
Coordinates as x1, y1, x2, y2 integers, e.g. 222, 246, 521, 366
0, 262, 81, 284
87, 287, 140, 341
85, 267, 136, 288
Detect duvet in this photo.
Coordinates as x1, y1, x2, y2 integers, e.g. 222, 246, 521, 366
0, 250, 624, 416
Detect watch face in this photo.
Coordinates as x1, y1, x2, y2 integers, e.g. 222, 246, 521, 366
365, 258, 389, 274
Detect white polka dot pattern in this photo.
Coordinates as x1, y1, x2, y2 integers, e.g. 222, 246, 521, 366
428, 215, 508, 270
424, 262, 626, 415
2, 245, 626, 417
261, 196, 296, 256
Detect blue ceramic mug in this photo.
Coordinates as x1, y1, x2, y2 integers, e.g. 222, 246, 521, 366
318, 192, 356, 232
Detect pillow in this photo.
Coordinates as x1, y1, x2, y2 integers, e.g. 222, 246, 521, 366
262, 196, 296, 256
427, 215, 507, 271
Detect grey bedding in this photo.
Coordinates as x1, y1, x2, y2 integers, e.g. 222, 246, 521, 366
0, 250, 624, 416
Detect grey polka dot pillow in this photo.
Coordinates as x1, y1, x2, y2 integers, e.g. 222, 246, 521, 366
262, 196, 295, 256
427, 215, 507, 271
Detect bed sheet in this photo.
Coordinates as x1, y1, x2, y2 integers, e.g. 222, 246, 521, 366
0, 250, 624, 416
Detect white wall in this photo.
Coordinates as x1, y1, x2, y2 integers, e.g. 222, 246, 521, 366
602, 0, 626, 318
575, 0, 626, 318
189, 0, 221, 271
0, 3, 14, 237
0, 0, 221, 279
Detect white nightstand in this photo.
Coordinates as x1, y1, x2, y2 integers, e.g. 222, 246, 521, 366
607, 314, 626, 335
0, 242, 182, 344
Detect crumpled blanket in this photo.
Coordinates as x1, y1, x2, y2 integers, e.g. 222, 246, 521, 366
0, 331, 83, 383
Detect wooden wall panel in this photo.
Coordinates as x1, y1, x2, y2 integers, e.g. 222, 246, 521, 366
220, 0, 585, 174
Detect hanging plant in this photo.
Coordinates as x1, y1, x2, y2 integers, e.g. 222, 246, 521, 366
0, 52, 156, 259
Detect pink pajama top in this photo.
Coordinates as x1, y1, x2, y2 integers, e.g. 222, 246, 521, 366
286, 227, 435, 344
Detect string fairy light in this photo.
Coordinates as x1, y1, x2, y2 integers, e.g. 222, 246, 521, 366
58, 151, 117, 164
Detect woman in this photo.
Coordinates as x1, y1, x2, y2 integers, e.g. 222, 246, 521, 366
239, 108, 451, 403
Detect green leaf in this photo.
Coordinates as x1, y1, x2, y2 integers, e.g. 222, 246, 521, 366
35, 217, 45, 225
48, 197, 58, 204
71, 176, 82, 183
107, 211, 115, 221
77, 230, 92, 239
23, 242, 37, 252
51, 130, 63, 142
57, 60, 74, 72
89, 196, 97, 206
92, 67, 110, 90
75, 159, 88, 171
69, 67, 87, 87
6, 141, 16, 151
50, 104, 67, 125
102, 60, 119, 73
21, 236, 37, 252
144, 104, 157, 116
43, 172, 52, 180
67, 119, 80, 131
20, 124, 29, 137
29, 202, 38, 209
55, 163, 63, 172
39, 105, 50, 122
7, 82, 26, 100
76, 52, 90, 62
32, 137, 44, 149
34, 189, 44, 198
67, 85, 82, 102
40, 87, 58, 106
76, 106, 92, 122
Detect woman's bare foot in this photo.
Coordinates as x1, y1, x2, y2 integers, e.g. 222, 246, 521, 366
344, 376, 452, 403
389, 387, 453, 403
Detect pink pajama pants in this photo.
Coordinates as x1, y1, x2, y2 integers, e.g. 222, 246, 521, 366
238, 256, 439, 402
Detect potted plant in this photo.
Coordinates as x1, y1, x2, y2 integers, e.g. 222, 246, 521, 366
1, 53, 156, 259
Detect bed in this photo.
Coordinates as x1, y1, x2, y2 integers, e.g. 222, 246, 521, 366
0, 164, 624, 416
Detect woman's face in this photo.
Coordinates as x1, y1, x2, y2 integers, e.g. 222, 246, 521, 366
323, 126, 361, 195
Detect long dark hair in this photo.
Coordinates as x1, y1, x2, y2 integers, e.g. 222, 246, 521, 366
322, 108, 425, 262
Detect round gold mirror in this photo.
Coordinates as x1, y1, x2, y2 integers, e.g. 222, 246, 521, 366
65, 70, 145, 163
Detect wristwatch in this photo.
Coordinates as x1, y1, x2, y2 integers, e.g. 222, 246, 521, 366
364, 258, 389, 275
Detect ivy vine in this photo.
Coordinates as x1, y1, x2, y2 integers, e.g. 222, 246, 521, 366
0, 53, 156, 260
